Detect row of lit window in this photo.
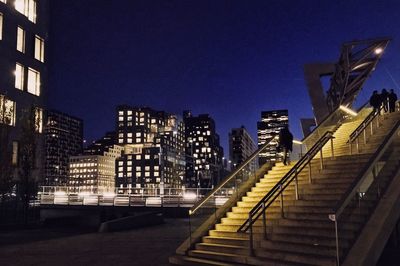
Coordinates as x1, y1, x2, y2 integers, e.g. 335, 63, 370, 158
15, 63, 41, 96
16, 26, 45, 62
70, 163, 97, 167
118, 165, 160, 171
118, 160, 159, 166
0, 95, 42, 131
118, 171, 159, 178
0, 0, 37, 23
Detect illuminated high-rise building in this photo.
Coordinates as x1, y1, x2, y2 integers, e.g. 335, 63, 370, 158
229, 126, 257, 170
44, 110, 83, 186
115, 106, 185, 193
68, 132, 123, 193
183, 111, 224, 188
0, 0, 49, 185
257, 109, 288, 164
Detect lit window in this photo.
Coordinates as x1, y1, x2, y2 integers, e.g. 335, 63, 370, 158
15, 0, 37, 23
34, 107, 43, 133
145, 155, 150, 160
145, 172, 150, 177
136, 166, 141, 171
136, 155, 141, 160
17, 27, 25, 52
0, 95, 16, 126
12, 141, 18, 165
27, 68, 40, 96
15, 63, 24, 90
34, 35, 44, 62
0, 13, 3, 40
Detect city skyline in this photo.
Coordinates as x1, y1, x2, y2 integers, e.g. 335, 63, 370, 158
48, 0, 400, 153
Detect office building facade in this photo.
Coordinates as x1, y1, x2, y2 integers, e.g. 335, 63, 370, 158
257, 109, 288, 164
44, 110, 83, 186
0, 0, 49, 187
115, 106, 185, 193
183, 111, 224, 188
229, 126, 257, 170
68, 132, 123, 193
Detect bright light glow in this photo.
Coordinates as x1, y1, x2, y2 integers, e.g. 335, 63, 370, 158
339, 105, 358, 116
183, 192, 197, 200
54, 191, 66, 196
374, 47, 383, 55
103, 192, 115, 197
78, 192, 91, 197
293, 140, 303, 145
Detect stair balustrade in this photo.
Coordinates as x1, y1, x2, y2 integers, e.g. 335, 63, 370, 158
182, 137, 277, 254
329, 120, 400, 265
238, 130, 336, 254
348, 105, 383, 154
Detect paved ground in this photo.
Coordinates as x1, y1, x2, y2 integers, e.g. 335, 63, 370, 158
0, 218, 189, 266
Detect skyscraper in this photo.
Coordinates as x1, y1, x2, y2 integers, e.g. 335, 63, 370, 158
0, 0, 49, 186
115, 106, 185, 193
183, 111, 224, 188
44, 110, 83, 186
257, 109, 288, 164
229, 126, 257, 170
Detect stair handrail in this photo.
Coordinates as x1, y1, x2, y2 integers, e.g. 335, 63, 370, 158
302, 106, 341, 144
348, 105, 382, 144
238, 131, 334, 252
331, 119, 400, 221
189, 136, 276, 216
301, 105, 355, 151
328, 120, 400, 266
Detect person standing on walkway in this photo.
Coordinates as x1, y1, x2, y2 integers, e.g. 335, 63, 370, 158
381, 88, 389, 113
279, 125, 293, 166
388, 89, 398, 113
369, 90, 381, 114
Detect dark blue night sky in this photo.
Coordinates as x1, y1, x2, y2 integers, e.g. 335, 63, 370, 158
48, 0, 400, 153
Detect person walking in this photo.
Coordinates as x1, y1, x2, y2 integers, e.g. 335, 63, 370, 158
381, 88, 389, 113
369, 90, 381, 114
279, 125, 293, 165
388, 89, 398, 113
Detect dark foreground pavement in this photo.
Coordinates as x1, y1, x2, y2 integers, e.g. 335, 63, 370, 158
0, 218, 188, 266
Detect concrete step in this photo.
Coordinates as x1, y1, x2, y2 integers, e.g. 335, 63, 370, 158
255, 247, 337, 266
188, 249, 309, 266
169, 254, 247, 266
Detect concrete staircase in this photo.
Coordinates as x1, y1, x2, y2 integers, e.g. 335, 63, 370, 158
170, 110, 400, 266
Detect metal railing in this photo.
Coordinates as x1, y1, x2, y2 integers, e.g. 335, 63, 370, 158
302, 105, 353, 149
329, 120, 400, 265
348, 105, 382, 154
38, 187, 217, 207
189, 137, 275, 216
238, 131, 335, 253
185, 137, 277, 251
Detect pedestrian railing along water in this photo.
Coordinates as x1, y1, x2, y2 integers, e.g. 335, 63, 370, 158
238, 131, 336, 254
329, 120, 400, 266
38, 187, 218, 207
